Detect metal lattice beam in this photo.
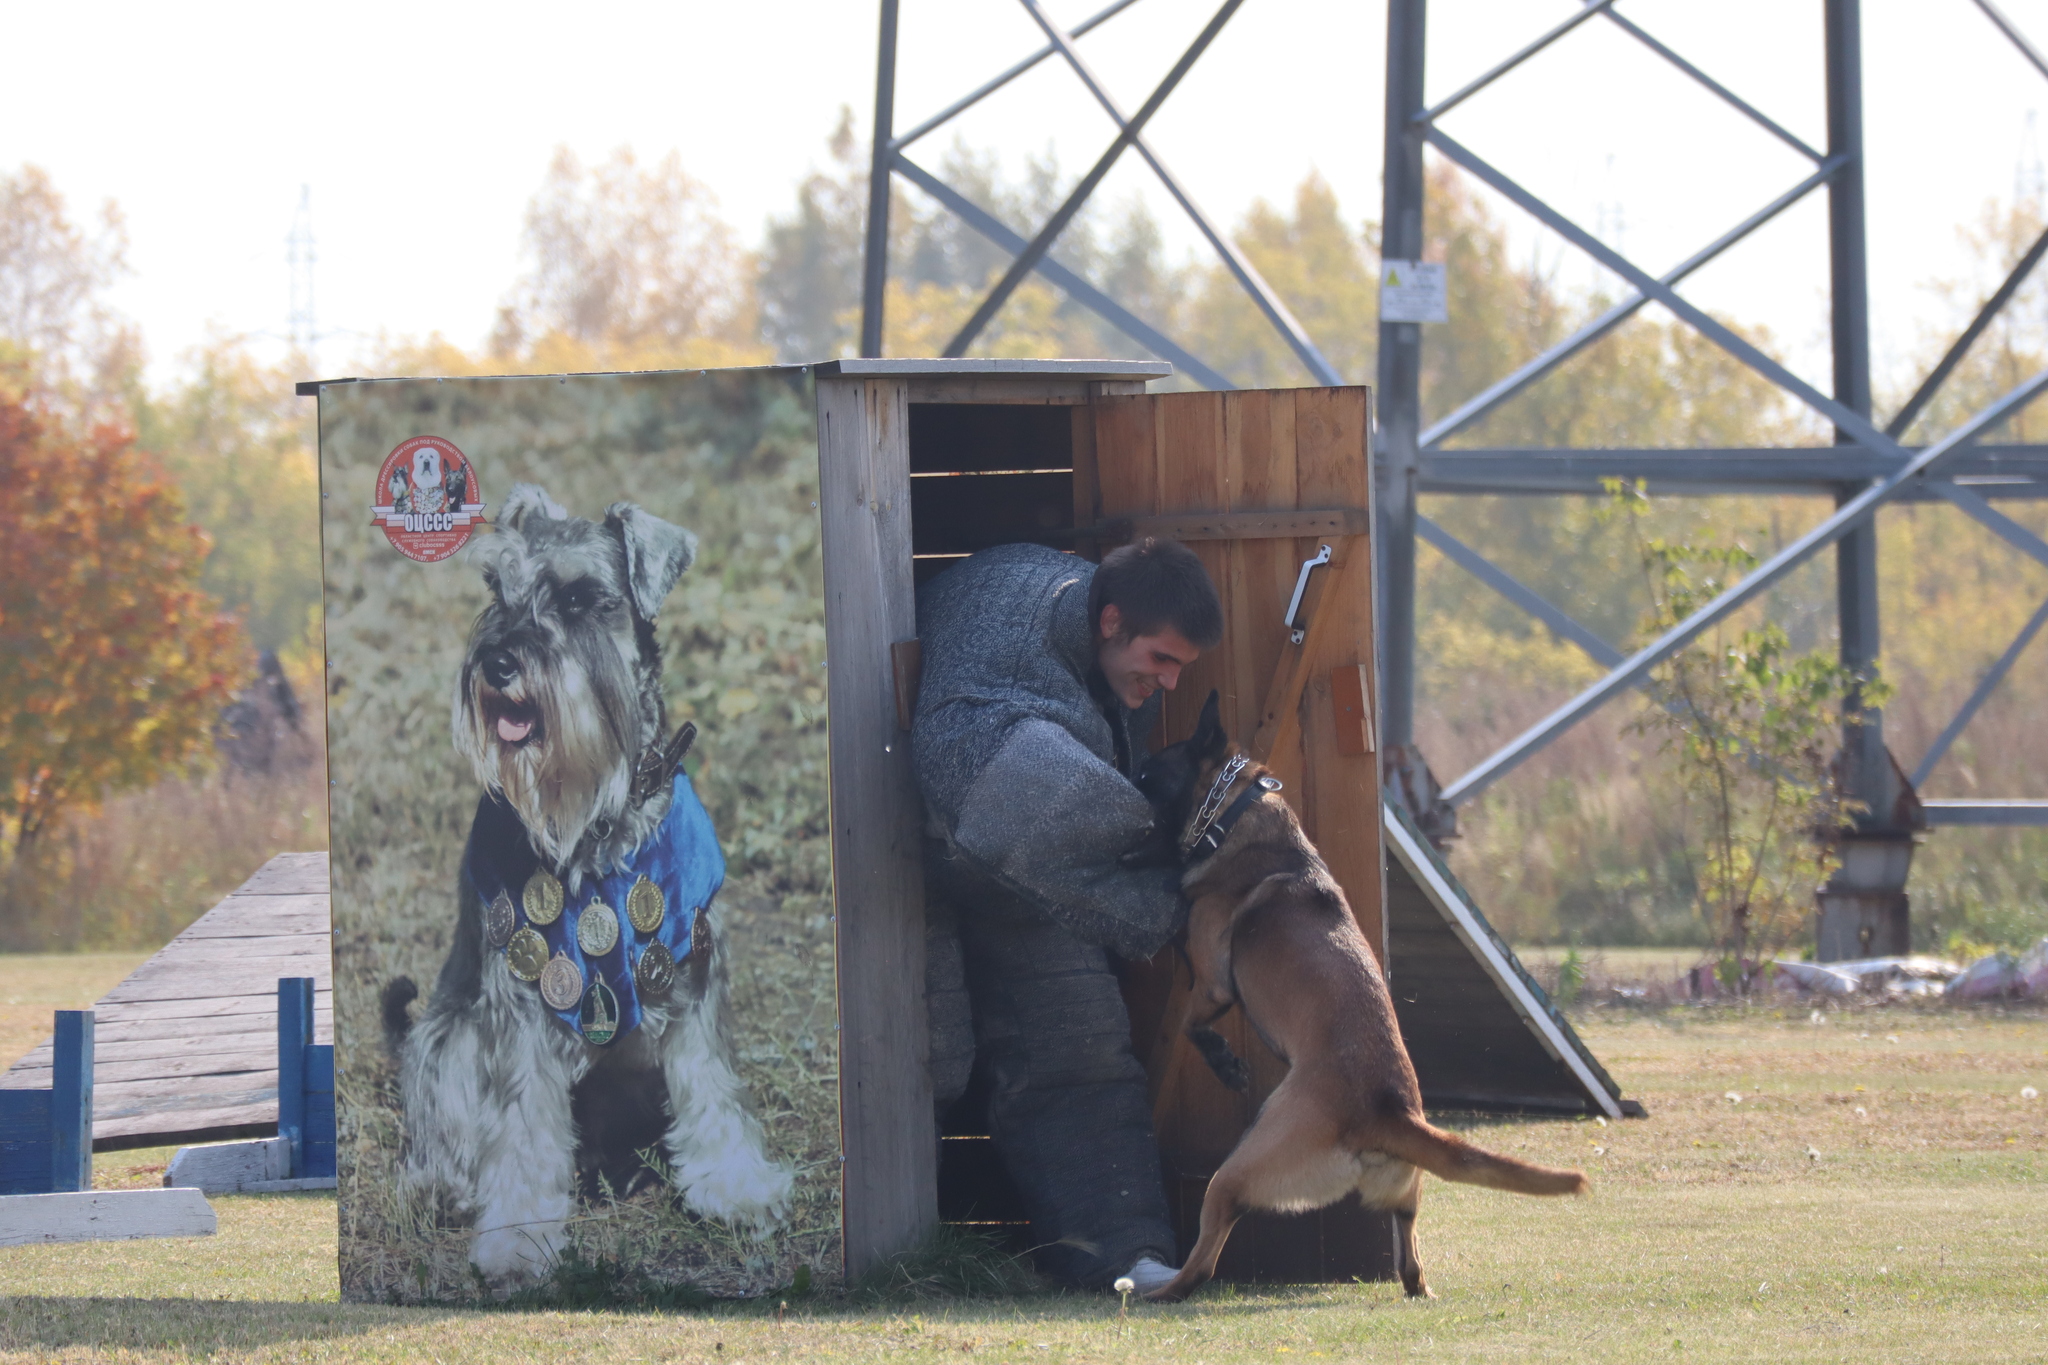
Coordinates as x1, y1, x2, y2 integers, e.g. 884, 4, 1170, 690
1418, 445, 2048, 495
1886, 224, 2048, 439
1416, 515, 1622, 667
1020, 0, 1340, 384
941, 0, 1243, 357
1421, 159, 1845, 449
1442, 366, 2048, 807
1912, 593, 2048, 786
1974, 0, 2048, 82
891, 155, 1235, 390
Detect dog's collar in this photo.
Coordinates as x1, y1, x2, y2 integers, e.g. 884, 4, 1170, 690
629, 721, 697, 806
1182, 755, 1284, 858
1182, 755, 1248, 855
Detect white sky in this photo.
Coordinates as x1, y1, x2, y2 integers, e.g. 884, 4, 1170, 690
4, 0, 2044, 404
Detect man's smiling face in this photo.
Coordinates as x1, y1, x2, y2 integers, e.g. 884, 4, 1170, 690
1096, 603, 1201, 710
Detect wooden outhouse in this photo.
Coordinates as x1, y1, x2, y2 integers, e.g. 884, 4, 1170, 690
817, 358, 1632, 1283
820, 358, 1381, 1280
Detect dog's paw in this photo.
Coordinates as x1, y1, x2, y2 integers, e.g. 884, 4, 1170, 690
470, 1223, 561, 1290
677, 1148, 795, 1236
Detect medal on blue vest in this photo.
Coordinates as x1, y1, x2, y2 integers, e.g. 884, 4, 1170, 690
577, 900, 620, 956
627, 876, 665, 933
581, 977, 620, 1044
539, 951, 584, 1011
505, 927, 548, 981
635, 940, 676, 995
523, 869, 564, 925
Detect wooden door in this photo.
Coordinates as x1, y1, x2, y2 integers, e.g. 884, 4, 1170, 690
1075, 385, 1392, 1283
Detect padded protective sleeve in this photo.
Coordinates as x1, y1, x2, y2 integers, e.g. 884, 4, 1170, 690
947, 718, 1185, 960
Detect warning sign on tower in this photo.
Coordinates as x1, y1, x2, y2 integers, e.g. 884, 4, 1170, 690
1379, 259, 1448, 324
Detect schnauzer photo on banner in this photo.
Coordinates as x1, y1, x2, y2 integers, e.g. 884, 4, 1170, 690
316, 368, 831, 1300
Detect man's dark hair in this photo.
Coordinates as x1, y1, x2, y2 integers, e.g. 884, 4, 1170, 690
1089, 537, 1224, 648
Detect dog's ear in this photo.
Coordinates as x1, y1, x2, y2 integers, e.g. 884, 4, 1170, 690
1192, 689, 1226, 760
499, 483, 568, 530
607, 502, 698, 621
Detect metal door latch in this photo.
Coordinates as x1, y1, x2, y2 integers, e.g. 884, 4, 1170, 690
1284, 544, 1333, 644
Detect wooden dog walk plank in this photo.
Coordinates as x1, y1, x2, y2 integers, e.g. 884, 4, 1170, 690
227, 857, 331, 896
6, 1050, 278, 1088
2, 1030, 276, 1068
1, 853, 332, 1146
84, 994, 333, 1026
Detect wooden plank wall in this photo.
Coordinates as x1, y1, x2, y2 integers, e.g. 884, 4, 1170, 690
815, 376, 939, 1280
0, 853, 332, 1147
1078, 386, 1390, 1282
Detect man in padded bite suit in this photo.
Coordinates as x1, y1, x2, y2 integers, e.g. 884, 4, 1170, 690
913, 537, 1223, 1292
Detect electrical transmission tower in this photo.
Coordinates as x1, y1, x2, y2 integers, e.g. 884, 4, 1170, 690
860, 0, 2048, 956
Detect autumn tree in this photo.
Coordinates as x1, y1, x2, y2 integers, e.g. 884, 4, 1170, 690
489, 146, 766, 372
134, 338, 321, 657
0, 164, 141, 414
759, 109, 869, 363
0, 363, 248, 866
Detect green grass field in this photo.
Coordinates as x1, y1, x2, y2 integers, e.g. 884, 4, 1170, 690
3, 1001, 2043, 1363
0, 952, 152, 1071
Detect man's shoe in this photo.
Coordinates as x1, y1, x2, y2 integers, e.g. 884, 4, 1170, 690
1122, 1256, 1179, 1296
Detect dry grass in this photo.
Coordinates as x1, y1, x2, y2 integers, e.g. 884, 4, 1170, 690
0, 762, 329, 954
0, 951, 151, 1070
3, 1006, 2043, 1363
1513, 945, 1702, 989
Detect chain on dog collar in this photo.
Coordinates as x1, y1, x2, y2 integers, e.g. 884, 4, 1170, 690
1182, 754, 1250, 856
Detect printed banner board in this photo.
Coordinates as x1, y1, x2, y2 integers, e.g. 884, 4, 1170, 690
317, 368, 834, 1301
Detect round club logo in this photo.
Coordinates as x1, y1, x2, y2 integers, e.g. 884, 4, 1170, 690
373, 436, 485, 562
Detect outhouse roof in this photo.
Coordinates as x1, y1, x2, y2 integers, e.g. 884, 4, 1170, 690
813, 358, 1172, 381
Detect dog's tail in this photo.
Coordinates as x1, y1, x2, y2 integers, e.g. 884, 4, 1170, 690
381, 977, 419, 1057
1376, 1113, 1588, 1197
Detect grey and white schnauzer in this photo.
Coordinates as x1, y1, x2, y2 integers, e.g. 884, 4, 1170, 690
382, 482, 792, 1288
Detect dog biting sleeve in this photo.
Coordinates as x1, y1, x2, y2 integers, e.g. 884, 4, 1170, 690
948, 718, 1185, 960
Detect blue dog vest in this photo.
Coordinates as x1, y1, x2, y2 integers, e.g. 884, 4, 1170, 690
462, 772, 724, 1043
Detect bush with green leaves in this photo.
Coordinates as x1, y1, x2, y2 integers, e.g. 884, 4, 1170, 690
1606, 481, 1885, 988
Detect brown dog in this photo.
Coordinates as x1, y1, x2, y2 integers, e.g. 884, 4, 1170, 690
1126, 692, 1587, 1302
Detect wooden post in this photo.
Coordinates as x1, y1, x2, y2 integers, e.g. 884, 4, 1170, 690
816, 375, 938, 1279
50, 1011, 92, 1194
277, 978, 313, 1179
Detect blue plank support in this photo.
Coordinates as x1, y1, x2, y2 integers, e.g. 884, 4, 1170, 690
50, 1011, 93, 1192
276, 977, 335, 1180
303, 1044, 336, 1180
277, 977, 310, 1177
0, 1090, 55, 1195
0, 1010, 94, 1195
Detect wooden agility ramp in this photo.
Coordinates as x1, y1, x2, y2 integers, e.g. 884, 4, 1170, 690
1383, 803, 1639, 1119
0, 854, 332, 1149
